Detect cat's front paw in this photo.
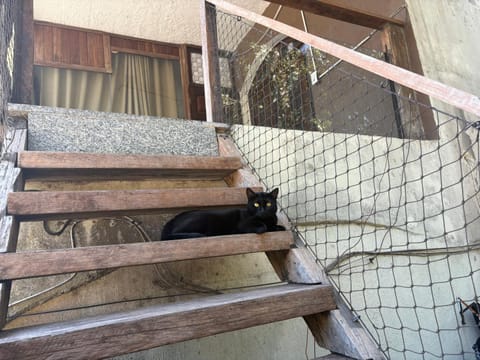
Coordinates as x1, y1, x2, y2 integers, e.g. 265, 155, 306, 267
274, 225, 286, 231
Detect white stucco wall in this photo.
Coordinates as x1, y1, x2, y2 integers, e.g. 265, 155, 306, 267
406, 0, 480, 98
406, 0, 480, 124
33, 0, 269, 45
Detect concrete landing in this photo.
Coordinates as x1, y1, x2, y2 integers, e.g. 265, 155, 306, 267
9, 104, 218, 156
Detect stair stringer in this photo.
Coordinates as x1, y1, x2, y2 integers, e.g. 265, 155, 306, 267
218, 134, 387, 360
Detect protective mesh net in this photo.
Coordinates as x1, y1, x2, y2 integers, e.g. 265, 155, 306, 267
214, 6, 480, 359
0, 0, 18, 154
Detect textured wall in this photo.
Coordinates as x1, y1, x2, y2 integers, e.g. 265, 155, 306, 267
406, 0, 480, 122
33, 0, 268, 45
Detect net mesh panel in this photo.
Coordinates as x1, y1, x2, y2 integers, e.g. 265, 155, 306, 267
0, 0, 17, 154
215, 6, 480, 359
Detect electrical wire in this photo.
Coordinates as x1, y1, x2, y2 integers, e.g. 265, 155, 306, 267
9, 216, 220, 315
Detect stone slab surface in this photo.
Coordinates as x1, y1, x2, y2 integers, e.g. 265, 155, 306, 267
18, 105, 218, 156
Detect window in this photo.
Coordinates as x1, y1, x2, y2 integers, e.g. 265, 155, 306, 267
34, 53, 184, 118
33, 22, 186, 118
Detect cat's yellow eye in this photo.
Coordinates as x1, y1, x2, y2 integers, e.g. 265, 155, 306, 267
266, 202, 272, 207
254, 202, 260, 207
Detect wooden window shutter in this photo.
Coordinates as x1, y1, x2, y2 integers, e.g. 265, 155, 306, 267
34, 22, 112, 73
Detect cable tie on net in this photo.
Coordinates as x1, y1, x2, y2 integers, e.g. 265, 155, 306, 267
468, 121, 480, 130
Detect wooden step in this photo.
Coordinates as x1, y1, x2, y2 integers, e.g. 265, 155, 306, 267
7, 186, 261, 221
0, 231, 294, 281
0, 283, 335, 360
17, 151, 243, 180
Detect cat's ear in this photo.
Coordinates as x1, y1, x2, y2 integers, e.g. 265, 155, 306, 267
270, 188, 279, 199
246, 187, 256, 200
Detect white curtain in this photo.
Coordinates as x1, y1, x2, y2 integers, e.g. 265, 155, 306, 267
34, 53, 184, 118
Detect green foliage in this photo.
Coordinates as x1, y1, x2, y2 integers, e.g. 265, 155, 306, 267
247, 42, 332, 131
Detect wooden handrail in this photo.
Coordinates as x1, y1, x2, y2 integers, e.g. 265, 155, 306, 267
206, 0, 480, 118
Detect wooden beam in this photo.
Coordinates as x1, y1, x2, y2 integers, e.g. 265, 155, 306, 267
199, 0, 223, 122
7, 187, 262, 221
17, 151, 242, 180
207, 0, 480, 118
0, 283, 335, 360
0, 128, 27, 329
267, 0, 403, 29
218, 135, 385, 359
0, 232, 294, 280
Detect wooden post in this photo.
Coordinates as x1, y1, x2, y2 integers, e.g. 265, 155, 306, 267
11, 0, 34, 104
381, 23, 438, 139
199, 1, 223, 122
179, 45, 193, 120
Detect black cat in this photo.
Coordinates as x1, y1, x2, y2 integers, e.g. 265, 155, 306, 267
161, 188, 286, 240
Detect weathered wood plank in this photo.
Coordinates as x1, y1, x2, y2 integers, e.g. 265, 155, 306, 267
0, 128, 27, 329
0, 232, 294, 280
23, 178, 227, 192
268, 0, 404, 29
0, 283, 335, 360
7, 186, 261, 221
18, 151, 242, 180
208, 0, 480, 117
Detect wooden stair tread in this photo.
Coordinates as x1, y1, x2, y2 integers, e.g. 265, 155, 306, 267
17, 151, 243, 180
0, 283, 335, 360
0, 232, 294, 281
7, 186, 261, 220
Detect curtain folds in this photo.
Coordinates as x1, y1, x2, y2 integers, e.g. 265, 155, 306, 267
34, 53, 184, 118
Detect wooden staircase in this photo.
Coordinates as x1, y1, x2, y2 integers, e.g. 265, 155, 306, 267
0, 131, 383, 359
